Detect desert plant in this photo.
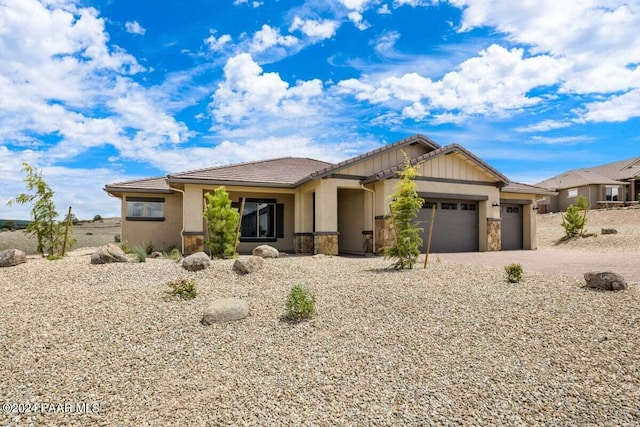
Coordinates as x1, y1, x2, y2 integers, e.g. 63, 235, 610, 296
6, 163, 76, 256
285, 285, 316, 321
120, 240, 131, 254
132, 246, 147, 262
505, 263, 524, 283
46, 254, 63, 261
145, 242, 154, 255
203, 187, 240, 259
93, 214, 103, 221
561, 196, 589, 238
384, 154, 424, 269
167, 247, 182, 262
165, 278, 197, 300
1, 220, 16, 230
114, 234, 121, 243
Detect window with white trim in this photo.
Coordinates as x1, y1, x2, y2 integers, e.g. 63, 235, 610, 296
567, 188, 578, 198
605, 186, 619, 201
126, 197, 165, 220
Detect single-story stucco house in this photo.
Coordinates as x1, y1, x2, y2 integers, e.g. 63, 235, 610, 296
104, 135, 555, 255
535, 156, 640, 213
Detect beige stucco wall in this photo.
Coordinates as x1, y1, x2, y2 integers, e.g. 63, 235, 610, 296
500, 193, 538, 250
337, 189, 365, 254
120, 192, 183, 251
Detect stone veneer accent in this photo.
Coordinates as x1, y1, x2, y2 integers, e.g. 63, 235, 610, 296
183, 233, 205, 255
294, 234, 314, 254
374, 217, 394, 254
486, 218, 501, 251
362, 231, 373, 254
314, 233, 338, 256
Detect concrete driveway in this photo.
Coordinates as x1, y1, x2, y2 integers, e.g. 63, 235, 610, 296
434, 249, 639, 284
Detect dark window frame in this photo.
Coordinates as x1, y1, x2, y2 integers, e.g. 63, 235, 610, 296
125, 197, 165, 221
232, 198, 284, 242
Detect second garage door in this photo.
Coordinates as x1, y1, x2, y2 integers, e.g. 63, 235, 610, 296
418, 199, 479, 253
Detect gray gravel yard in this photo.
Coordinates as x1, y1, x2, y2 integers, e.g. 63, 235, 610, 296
1, 251, 638, 426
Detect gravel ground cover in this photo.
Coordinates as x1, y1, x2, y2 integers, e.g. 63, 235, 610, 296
1, 251, 638, 426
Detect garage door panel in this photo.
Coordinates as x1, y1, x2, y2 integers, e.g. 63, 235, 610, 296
501, 204, 523, 250
418, 199, 479, 253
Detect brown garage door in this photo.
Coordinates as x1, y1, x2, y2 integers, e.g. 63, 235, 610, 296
418, 199, 479, 253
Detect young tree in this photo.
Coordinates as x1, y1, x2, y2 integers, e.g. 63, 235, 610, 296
561, 195, 589, 238
384, 154, 424, 269
203, 187, 240, 259
7, 163, 75, 256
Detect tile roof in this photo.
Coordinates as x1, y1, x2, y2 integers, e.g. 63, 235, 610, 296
502, 181, 557, 196
361, 143, 509, 184
535, 169, 626, 190
586, 157, 640, 180
166, 157, 333, 187
103, 176, 173, 193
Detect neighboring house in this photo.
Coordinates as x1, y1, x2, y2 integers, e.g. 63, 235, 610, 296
535, 156, 640, 212
104, 135, 554, 255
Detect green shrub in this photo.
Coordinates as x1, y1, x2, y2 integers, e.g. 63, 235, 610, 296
145, 242, 154, 255
114, 234, 121, 243
505, 263, 524, 283
165, 278, 197, 300
132, 246, 146, 262
46, 254, 63, 261
120, 240, 130, 253
167, 247, 182, 262
1, 220, 16, 230
561, 196, 588, 238
203, 187, 239, 259
285, 285, 316, 321
93, 214, 103, 221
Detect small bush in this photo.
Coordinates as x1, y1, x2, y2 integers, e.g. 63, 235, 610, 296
165, 278, 197, 300
505, 263, 523, 283
114, 234, 121, 243
285, 285, 316, 321
46, 254, 63, 261
167, 247, 182, 262
561, 196, 588, 238
145, 242, 154, 255
120, 240, 130, 253
132, 246, 146, 262
93, 214, 103, 221
1, 220, 16, 230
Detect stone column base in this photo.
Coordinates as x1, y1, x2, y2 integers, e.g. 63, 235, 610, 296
375, 216, 394, 254
183, 232, 205, 255
314, 233, 338, 255
486, 218, 501, 251
294, 233, 314, 254
362, 231, 373, 253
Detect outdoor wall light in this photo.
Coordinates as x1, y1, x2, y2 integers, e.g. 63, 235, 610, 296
492, 202, 500, 207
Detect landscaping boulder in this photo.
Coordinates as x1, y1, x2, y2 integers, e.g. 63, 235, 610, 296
584, 271, 627, 291
201, 298, 249, 325
601, 228, 618, 235
0, 249, 27, 268
233, 255, 264, 274
252, 244, 279, 258
182, 252, 210, 271
90, 244, 128, 264
150, 251, 163, 258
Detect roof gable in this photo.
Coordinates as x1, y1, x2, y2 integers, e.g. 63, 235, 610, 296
536, 169, 627, 190
361, 144, 509, 185
307, 134, 440, 181
104, 176, 173, 194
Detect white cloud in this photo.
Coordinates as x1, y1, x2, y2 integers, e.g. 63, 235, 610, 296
530, 135, 593, 145
249, 24, 298, 53
515, 120, 571, 133
393, 0, 430, 6
373, 31, 400, 56
339, 0, 373, 10
210, 53, 323, 123
575, 89, 640, 123
377, 4, 392, 14
205, 31, 232, 51
347, 11, 370, 30
338, 44, 567, 121
124, 20, 146, 35
289, 16, 339, 40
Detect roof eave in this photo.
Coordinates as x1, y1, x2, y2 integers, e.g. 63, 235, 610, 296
166, 177, 297, 188
103, 186, 175, 195
501, 187, 558, 196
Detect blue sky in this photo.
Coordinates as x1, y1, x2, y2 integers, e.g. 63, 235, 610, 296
1, 0, 639, 219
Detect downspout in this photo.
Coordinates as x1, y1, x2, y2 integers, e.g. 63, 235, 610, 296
171, 187, 186, 255
360, 184, 376, 253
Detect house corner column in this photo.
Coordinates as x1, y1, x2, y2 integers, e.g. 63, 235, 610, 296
486, 218, 501, 251
314, 182, 339, 255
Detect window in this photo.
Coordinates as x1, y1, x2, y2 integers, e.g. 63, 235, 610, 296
232, 199, 284, 242
567, 188, 578, 198
441, 202, 458, 210
506, 206, 520, 213
605, 186, 618, 201
126, 197, 164, 220
461, 203, 477, 211
423, 202, 438, 209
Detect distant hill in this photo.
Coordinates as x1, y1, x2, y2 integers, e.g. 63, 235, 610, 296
0, 219, 31, 230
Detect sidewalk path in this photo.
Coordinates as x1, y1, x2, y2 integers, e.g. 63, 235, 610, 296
434, 249, 639, 284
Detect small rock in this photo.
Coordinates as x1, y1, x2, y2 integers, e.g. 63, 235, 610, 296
201, 298, 249, 324
584, 271, 627, 291
233, 256, 264, 274
252, 244, 279, 258
601, 228, 617, 235
150, 251, 163, 258
0, 249, 27, 267
90, 244, 128, 264
182, 252, 210, 271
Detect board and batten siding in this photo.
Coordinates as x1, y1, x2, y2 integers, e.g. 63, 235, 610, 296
337, 144, 430, 177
